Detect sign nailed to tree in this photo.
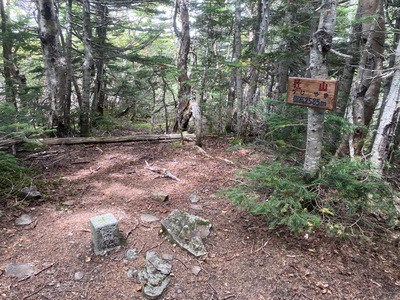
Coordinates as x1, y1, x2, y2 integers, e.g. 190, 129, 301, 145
286, 77, 338, 111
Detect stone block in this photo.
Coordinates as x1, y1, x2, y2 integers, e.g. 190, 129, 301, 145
89, 213, 122, 255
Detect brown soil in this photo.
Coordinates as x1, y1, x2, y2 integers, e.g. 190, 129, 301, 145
1, 137, 399, 300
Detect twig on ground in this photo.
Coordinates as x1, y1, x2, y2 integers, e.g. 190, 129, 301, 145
143, 239, 165, 253
173, 257, 188, 269
137, 242, 147, 255
18, 262, 56, 282
222, 295, 236, 300
208, 282, 219, 299
145, 161, 181, 181
254, 239, 270, 253
22, 284, 47, 300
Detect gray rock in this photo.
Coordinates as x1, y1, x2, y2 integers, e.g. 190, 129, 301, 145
140, 214, 160, 223
189, 193, 200, 203
151, 191, 169, 202
74, 271, 84, 281
161, 253, 173, 261
190, 204, 203, 211
15, 214, 33, 226
147, 251, 172, 275
191, 265, 201, 276
127, 269, 137, 278
5, 263, 34, 278
161, 210, 212, 257
139, 251, 172, 299
62, 200, 75, 206
19, 186, 41, 200
126, 248, 138, 260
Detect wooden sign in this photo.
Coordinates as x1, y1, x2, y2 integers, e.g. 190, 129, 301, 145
286, 77, 338, 110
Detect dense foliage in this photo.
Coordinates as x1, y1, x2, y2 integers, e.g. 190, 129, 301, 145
225, 158, 398, 235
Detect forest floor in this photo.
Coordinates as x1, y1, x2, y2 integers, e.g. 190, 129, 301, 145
0, 136, 399, 300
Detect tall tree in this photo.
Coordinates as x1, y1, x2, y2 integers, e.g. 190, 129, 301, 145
80, 0, 94, 136
304, 0, 338, 177
339, 0, 385, 156
370, 40, 400, 174
36, 0, 67, 135
226, 0, 242, 133
173, 0, 191, 132
92, 1, 108, 118
239, 0, 270, 138
0, 0, 16, 110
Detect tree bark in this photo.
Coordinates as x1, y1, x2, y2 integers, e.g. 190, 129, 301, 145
370, 40, 400, 174
36, 0, 67, 134
92, 2, 108, 117
0, 0, 17, 110
173, 0, 191, 133
226, 0, 242, 133
80, 0, 94, 137
240, 0, 269, 138
339, 0, 385, 156
64, 0, 73, 134
304, 0, 338, 177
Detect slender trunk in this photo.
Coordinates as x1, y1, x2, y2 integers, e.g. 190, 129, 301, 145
342, 0, 385, 155
161, 76, 169, 133
227, 0, 242, 133
149, 78, 156, 135
80, 0, 94, 136
92, 2, 108, 117
240, 0, 269, 138
64, 0, 73, 134
0, 0, 17, 111
36, 0, 67, 135
370, 40, 400, 174
304, 0, 338, 177
173, 0, 191, 132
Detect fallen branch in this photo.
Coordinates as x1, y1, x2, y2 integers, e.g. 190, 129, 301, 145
37, 134, 195, 146
18, 262, 56, 282
145, 161, 180, 181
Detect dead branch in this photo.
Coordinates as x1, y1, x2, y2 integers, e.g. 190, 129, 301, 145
18, 262, 56, 282
37, 134, 195, 146
145, 161, 181, 181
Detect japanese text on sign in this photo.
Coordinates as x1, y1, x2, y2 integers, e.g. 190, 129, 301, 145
286, 77, 338, 111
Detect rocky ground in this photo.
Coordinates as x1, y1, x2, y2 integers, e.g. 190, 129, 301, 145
0, 137, 399, 299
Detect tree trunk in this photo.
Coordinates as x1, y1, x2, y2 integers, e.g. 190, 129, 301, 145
92, 2, 108, 117
226, 0, 242, 133
370, 40, 400, 174
304, 0, 338, 177
240, 0, 269, 138
339, 0, 385, 156
36, 0, 67, 135
0, 0, 17, 111
80, 0, 94, 137
173, 0, 191, 133
64, 0, 73, 134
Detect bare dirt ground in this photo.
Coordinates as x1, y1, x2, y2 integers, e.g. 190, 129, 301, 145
1, 137, 399, 300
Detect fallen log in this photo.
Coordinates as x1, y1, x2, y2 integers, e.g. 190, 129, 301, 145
36, 134, 195, 146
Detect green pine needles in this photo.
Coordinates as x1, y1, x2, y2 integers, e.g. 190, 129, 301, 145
225, 159, 398, 236
0, 151, 30, 205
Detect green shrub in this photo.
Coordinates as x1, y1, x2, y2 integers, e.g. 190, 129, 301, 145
225, 159, 398, 236
0, 151, 31, 204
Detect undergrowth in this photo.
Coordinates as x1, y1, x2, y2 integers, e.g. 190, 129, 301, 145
0, 151, 31, 206
225, 159, 398, 236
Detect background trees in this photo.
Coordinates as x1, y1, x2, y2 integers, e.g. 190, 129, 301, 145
1, 0, 400, 187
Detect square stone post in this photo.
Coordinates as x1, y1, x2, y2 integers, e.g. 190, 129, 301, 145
89, 213, 123, 255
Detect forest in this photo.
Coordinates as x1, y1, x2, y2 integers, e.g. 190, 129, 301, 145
1, 0, 400, 299
1, 0, 400, 233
